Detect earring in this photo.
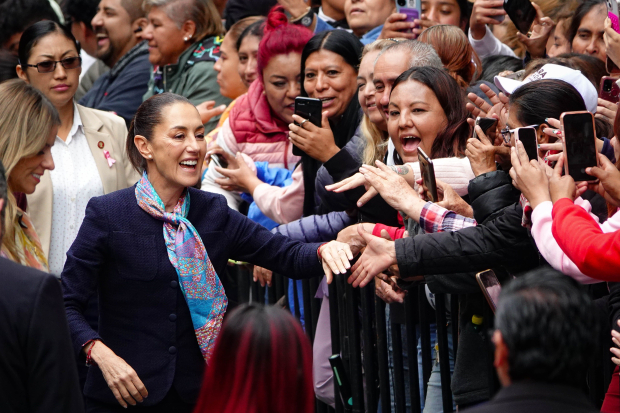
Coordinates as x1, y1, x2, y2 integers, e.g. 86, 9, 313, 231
184, 37, 188, 41
147, 155, 152, 159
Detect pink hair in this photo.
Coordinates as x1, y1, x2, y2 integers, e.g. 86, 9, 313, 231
256, 5, 314, 77
193, 305, 315, 413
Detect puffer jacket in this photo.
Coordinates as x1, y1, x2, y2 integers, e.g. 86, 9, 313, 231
215, 80, 300, 170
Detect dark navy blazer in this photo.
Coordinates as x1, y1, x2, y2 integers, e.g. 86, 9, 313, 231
62, 186, 323, 406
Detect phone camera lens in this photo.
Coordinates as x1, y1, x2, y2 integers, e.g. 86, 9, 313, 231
604, 80, 613, 92
397, 0, 406, 5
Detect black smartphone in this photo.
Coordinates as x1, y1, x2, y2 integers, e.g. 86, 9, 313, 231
210, 153, 228, 169
328, 355, 353, 407
503, 0, 537, 34
475, 270, 502, 313
599, 76, 620, 104
560, 111, 599, 182
516, 127, 538, 161
417, 148, 438, 202
472, 117, 498, 140
293, 97, 323, 156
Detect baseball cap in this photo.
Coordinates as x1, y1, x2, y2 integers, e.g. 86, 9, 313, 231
494, 64, 598, 113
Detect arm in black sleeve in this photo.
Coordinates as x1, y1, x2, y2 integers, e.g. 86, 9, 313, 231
28, 275, 84, 413
609, 282, 620, 333
62, 198, 107, 355
396, 203, 539, 278
468, 170, 521, 224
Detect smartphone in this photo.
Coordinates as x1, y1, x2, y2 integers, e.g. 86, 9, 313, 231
476, 270, 502, 313
395, 0, 421, 29
293, 97, 323, 156
607, 0, 620, 33
417, 148, 438, 202
472, 117, 498, 140
328, 355, 353, 407
515, 127, 538, 161
599, 76, 620, 104
210, 153, 228, 169
503, 0, 537, 34
560, 111, 599, 182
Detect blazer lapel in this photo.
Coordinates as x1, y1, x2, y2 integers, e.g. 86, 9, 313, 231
78, 106, 117, 194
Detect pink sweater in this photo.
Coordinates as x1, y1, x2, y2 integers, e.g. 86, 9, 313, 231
531, 198, 620, 284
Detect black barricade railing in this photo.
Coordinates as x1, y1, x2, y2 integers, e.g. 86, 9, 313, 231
239, 265, 613, 412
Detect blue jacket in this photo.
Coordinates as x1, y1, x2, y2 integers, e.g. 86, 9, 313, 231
62, 186, 323, 406
79, 42, 151, 126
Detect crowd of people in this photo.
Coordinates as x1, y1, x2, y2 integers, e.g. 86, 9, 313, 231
2, 0, 620, 412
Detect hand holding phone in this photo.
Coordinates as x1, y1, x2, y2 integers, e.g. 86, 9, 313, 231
560, 111, 599, 182
210, 153, 228, 169
395, 0, 422, 32
607, 0, 620, 33
515, 126, 538, 161
472, 117, 498, 140
293, 97, 323, 156
503, 0, 537, 34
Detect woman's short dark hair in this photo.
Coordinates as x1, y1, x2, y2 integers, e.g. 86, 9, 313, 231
566, 0, 605, 45
236, 18, 265, 51
18, 21, 80, 67
126, 93, 193, 173
193, 304, 314, 413
391, 66, 470, 159
300, 30, 363, 96
508, 79, 586, 127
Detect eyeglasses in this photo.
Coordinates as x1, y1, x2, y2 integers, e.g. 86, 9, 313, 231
500, 124, 539, 143
23, 56, 82, 73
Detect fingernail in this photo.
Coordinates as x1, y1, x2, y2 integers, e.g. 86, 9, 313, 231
544, 156, 548, 161
554, 130, 561, 135
545, 118, 549, 122
537, 144, 540, 148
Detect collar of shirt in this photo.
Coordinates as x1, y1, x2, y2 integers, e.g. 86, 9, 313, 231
360, 25, 383, 45
58, 104, 84, 146
317, 7, 336, 23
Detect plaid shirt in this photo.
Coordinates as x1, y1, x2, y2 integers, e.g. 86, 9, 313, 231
419, 202, 477, 233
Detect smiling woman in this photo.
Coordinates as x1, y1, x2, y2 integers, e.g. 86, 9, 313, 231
61, 92, 352, 412
141, 0, 231, 132
0, 79, 59, 270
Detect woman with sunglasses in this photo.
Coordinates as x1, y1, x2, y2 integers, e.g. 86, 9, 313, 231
16, 21, 139, 278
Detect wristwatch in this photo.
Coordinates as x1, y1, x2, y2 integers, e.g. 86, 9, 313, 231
291, 7, 314, 28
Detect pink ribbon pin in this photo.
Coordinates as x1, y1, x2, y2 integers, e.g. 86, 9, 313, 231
103, 150, 116, 168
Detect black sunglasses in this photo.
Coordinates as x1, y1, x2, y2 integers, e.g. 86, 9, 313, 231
23, 56, 82, 73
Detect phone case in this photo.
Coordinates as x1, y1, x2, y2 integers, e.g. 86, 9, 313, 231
560, 111, 599, 182
395, 0, 421, 23
418, 149, 438, 202
475, 271, 501, 313
608, 0, 620, 32
599, 76, 620, 103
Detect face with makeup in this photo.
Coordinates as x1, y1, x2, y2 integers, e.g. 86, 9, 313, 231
387, 79, 447, 163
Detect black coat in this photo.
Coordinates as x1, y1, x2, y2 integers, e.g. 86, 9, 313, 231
462, 382, 598, 413
62, 187, 324, 406
395, 170, 539, 405
0, 257, 83, 413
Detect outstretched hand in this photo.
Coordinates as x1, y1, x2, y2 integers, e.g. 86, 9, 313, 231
319, 241, 354, 284
549, 155, 577, 203
585, 153, 620, 206
359, 160, 419, 212
348, 225, 397, 288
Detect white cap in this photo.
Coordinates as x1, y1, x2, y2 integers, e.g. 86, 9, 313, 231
494, 64, 598, 113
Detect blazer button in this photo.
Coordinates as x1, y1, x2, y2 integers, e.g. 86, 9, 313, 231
170, 280, 178, 288
169, 313, 177, 321
169, 346, 177, 354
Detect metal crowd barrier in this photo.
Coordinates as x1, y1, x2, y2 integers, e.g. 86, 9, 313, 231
229, 264, 612, 413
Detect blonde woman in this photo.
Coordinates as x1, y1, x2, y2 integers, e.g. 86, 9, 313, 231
0, 79, 59, 270
16, 21, 139, 276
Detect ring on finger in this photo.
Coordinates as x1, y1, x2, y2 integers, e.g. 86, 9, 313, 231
300, 119, 308, 127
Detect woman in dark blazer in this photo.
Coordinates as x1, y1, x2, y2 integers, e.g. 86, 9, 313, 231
61, 93, 353, 413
